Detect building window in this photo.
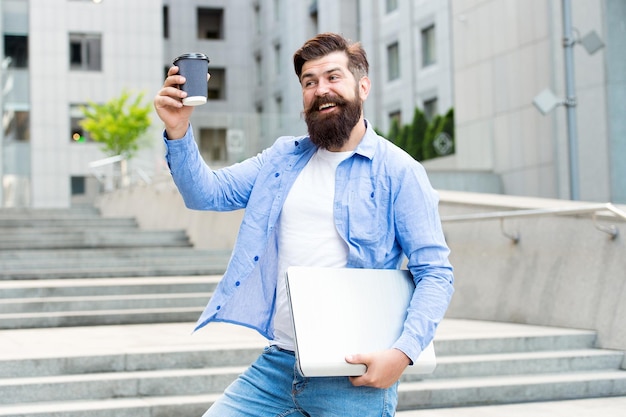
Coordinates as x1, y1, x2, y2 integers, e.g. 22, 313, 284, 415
3, 35, 28, 68
274, 0, 281, 21
199, 128, 227, 163
423, 97, 438, 121
386, 0, 398, 13
197, 8, 224, 39
256, 103, 267, 138
421, 25, 436, 67
2, 109, 30, 141
71, 176, 86, 195
69, 33, 102, 71
389, 110, 401, 127
387, 42, 400, 81
255, 54, 263, 85
254, 3, 262, 34
69, 104, 91, 143
163, 6, 169, 39
275, 95, 283, 128
274, 43, 281, 75
207, 68, 226, 100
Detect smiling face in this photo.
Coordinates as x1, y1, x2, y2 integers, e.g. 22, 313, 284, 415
300, 51, 370, 151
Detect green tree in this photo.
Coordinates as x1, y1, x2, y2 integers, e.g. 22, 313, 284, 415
407, 107, 428, 160
381, 106, 455, 162
386, 117, 401, 145
80, 89, 152, 160
422, 114, 441, 160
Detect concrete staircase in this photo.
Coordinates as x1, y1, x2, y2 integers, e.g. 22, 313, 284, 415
0, 276, 220, 329
0, 207, 624, 415
0, 320, 625, 416
0, 206, 231, 329
0, 207, 231, 280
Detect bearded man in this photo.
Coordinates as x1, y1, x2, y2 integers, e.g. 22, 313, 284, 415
154, 32, 454, 417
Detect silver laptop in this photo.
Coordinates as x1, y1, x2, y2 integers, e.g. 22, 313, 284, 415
285, 266, 437, 377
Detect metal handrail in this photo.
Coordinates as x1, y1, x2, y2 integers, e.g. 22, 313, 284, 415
88, 155, 153, 188
441, 202, 626, 243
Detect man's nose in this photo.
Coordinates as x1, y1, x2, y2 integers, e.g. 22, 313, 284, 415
315, 79, 330, 96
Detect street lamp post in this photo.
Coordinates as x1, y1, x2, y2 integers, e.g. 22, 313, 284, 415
561, 0, 580, 201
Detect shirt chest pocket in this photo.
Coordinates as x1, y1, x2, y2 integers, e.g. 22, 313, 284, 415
345, 183, 388, 244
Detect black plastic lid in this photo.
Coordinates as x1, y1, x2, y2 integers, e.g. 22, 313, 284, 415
173, 53, 209, 64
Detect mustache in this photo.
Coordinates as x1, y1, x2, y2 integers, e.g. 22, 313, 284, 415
305, 94, 349, 115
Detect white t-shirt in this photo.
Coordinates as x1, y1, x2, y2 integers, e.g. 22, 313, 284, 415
271, 148, 352, 351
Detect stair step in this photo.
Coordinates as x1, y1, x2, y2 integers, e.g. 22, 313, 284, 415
0, 248, 231, 261
0, 393, 221, 417
1, 253, 227, 266
0, 307, 205, 329
0, 218, 137, 228
0, 231, 191, 250
0, 256, 228, 271
0, 264, 228, 280
0, 230, 187, 240
394, 396, 626, 417
0, 366, 247, 404
0, 292, 213, 313
402, 349, 624, 381
432, 332, 597, 355
0, 207, 100, 217
397, 370, 626, 410
0, 345, 264, 378
0, 227, 145, 236
1, 370, 625, 416
0, 276, 221, 298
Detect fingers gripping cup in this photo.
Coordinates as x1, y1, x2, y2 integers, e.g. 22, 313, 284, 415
173, 53, 210, 106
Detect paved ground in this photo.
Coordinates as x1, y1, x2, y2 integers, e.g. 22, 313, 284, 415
0, 318, 597, 359
1, 319, 625, 416
397, 396, 626, 417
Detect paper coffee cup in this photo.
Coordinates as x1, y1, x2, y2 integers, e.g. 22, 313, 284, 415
173, 53, 210, 106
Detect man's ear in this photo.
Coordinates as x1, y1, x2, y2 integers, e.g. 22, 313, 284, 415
359, 76, 371, 101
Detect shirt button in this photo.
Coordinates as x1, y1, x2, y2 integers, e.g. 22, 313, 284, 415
216, 305, 221, 310
235, 281, 240, 286
275, 172, 280, 177
254, 256, 259, 261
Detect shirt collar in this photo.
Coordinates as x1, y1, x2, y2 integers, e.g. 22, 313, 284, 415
295, 118, 378, 159
352, 119, 377, 160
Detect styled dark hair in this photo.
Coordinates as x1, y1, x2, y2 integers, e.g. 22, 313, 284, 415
293, 32, 369, 81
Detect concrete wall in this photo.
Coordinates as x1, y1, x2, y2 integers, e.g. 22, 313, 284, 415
96, 185, 626, 360
95, 175, 243, 251
438, 191, 626, 363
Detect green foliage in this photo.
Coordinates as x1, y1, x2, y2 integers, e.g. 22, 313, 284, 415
386, 118, 401, 144
80, 90, 152, 159
382, 107, 455, 162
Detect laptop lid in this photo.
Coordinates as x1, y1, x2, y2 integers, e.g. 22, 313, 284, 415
285, 266, 436, 377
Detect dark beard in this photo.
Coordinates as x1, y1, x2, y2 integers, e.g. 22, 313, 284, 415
304, 91, 362, 150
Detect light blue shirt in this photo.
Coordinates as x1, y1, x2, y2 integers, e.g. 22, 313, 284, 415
164, 120, 454, 364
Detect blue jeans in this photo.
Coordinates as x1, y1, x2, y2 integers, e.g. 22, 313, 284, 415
202, 345, 398, 417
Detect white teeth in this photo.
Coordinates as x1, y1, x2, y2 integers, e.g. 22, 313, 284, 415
319, 103, 336, 110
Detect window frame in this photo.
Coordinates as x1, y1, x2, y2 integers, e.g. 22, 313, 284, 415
3, 34, 29, 68
387, 41, 400, 81
421, 24, 436, 68
69, 33, 102, 71
197, 7, 224, 40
